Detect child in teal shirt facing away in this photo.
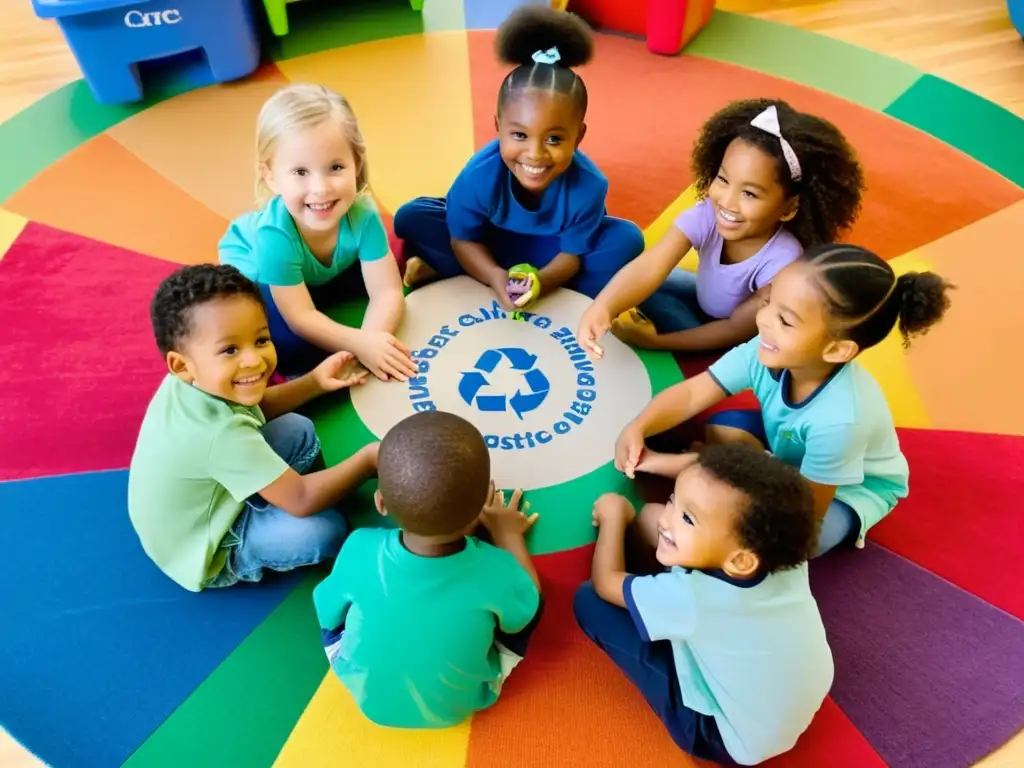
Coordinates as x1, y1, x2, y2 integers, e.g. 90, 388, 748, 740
576, 444, 832, 765
219, 84, 417, 382
128, 265, 378, 592
614, 244, 953, 557
314, 411, 542, 728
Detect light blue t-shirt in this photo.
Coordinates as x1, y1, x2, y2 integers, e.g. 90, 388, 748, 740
625, 566, 833, 766
708, 336, 910, 539
218, 195, 389, 288
446, 139, 609, 256
312, 528, 540, 729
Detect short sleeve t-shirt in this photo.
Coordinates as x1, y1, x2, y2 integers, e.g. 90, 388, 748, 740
313, 528, 541, 728
624, 566, 833, 765
675, 199, 802, 318
708, 336, 910, 538
218, 195, 390, 287
128, 375, 289, 592
446, 139, 609, 256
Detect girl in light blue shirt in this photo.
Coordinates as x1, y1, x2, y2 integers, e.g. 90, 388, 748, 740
614, 244, 953, 556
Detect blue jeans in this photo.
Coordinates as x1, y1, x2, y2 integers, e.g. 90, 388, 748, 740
706, 409, 862, 557
637, 268, 713, 333
393, 196, 645, 299
206, 413, 349, 588
259, 267, 367, 376
573, 583, 735, 764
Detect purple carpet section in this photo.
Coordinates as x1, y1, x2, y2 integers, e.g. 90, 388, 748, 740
810, 543, 1024, 768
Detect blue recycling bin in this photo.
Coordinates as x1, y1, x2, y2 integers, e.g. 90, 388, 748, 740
1010, 0, 1023, 37
31, 0, 262, 104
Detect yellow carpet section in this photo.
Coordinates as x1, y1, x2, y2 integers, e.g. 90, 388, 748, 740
273, 673, 471, 768
0, 208, 26, 263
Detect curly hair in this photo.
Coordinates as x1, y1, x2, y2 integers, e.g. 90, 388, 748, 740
150, 264, 266, 357
696, 443, 819, 573
691, 98, 865, 248
802, 243, 954, 351
377, 411, 492, 537
495, 5, 594, 117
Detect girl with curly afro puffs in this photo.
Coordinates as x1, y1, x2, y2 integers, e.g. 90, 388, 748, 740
394, 5, 644, 310
578, 98, 865, 356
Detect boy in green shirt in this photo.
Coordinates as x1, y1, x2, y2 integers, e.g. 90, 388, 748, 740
313, 411, 543, 728
128, 264, 378, 592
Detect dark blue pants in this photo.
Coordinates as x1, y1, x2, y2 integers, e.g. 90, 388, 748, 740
638, 268, 714, 333
260, 266, 367, 376
393, 196, 645, 300
573, 583, 735, 764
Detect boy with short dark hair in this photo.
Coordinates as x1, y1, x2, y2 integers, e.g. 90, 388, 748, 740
129, 264, 376, 592
313, 410, 543, 728
575, 443, 832, 766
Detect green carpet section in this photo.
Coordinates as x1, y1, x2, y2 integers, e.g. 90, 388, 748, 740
123, 575, 328, 768
0, 81, 144, 203
884, 74, 1024, 189
687, 11, 922, 111
264, 0, 427, 62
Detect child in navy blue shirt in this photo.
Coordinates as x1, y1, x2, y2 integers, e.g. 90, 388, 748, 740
393, 5, 644, 310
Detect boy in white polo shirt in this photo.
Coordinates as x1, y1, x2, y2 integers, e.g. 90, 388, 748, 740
575, 444, 832, 765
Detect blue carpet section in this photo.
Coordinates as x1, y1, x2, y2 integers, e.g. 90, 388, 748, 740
0, 470, 301, 768
463, 0, 542, 30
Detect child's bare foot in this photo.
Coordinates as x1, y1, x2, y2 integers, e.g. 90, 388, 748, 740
403, 256, 437, 289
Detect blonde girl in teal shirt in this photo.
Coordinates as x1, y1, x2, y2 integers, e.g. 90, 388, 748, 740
220, 84, 417, 381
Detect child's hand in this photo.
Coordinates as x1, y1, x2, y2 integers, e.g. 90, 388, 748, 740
577, 303, 613, 360
358, 441, 380, 472
480, 482, 538, 541
488, 272, 518, 312
614, 422, 646, 479
591, 493, 636, 529
354, 330, 417, 382
611, 310, 661, 350
313, 351, 370, 393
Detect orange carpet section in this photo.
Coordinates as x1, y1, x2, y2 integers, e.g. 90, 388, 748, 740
464, 545, 886, 767
466, 32, 1023, 257
4, 134, 227, 266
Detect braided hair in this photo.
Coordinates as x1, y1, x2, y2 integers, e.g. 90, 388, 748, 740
495, 5, 593, 117
802, 244, 953, 351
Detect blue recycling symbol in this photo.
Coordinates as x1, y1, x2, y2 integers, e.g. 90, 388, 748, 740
458, 347, 550, 420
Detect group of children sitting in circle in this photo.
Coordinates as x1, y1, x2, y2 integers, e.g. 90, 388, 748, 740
127, 6, 954, 765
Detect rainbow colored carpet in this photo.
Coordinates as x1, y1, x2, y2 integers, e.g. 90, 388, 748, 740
2, 1, 1023, 766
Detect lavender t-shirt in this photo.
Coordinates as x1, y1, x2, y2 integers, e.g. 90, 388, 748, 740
675, 199, 802, 319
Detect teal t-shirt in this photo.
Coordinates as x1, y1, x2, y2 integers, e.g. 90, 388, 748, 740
313, 528, 541, 728
128, 375, 289, 592
218, 195, 390, 287
708, 336, 910, 539
625, 566, 833, 765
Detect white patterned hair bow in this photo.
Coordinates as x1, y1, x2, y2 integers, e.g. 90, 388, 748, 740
750, 105, 802, 182
532, 47, 561, 65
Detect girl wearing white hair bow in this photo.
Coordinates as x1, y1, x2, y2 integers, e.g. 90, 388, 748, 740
579, 98, 864, 356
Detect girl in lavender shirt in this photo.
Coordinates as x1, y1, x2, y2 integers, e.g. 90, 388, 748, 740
578, 98, 864, 355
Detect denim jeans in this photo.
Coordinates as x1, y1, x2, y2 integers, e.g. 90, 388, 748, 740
206, 413, 349, 588
637, 268, 713, 333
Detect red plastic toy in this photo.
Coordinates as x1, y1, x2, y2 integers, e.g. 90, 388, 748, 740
568, 0, 716, 56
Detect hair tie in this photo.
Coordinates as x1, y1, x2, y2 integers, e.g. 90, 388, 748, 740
532, 47, 561, 65
750, 105, 802, 182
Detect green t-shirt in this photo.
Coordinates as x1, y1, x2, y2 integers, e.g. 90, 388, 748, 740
313, 528, 541, 728
218, 195, 390, 287
128, 375, 289, 592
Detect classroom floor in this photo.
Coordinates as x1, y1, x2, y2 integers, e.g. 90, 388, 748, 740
1, 1, 1023, 766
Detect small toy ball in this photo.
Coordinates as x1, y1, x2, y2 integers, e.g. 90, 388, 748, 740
507, 263, 541, 321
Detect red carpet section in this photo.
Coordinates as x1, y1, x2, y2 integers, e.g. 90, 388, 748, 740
0, 223, 175, 480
